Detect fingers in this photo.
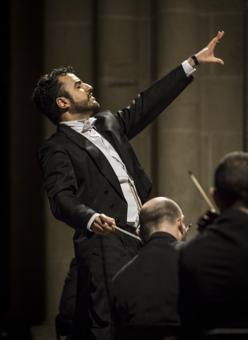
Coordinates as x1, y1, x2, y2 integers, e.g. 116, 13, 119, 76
208, 30, 225, 50
214, 57, 224, 65
92, 214, 116, 234
99, 214, 116, 231
197, 209, 219, 232
92, 223, 113, 234
185, 224, 192, 234
215, 30, 225, 43
99, 213, 116, 225
92, 220, 105, 233
217, 30, 225, 40
195, 30, 224, 65
203, 56, 224, 65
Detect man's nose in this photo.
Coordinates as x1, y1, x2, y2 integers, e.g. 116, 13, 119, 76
83, 83, 93, 92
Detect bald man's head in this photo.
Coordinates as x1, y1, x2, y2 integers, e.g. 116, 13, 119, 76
139, 197, 185, 242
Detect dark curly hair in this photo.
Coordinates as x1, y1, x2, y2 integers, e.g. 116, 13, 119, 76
214, 151, 248, 208
32, 66, 75, 125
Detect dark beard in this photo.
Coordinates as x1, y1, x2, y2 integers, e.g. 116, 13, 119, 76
70, 98, 100, 115
74, 101, 99, 114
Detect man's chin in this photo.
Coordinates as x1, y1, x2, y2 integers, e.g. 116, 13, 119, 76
91, 103, 100, 115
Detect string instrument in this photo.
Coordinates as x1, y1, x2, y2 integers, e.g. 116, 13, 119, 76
188, 170, 219, 231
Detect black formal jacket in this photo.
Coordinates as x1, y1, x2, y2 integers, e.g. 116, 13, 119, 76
179, 208, 248, 332
38, 66, 192, 234
112, 232, 180, 330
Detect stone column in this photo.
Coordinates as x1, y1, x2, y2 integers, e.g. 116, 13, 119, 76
97, 0, 153, 177
155, 0, 203, 232
199, 1, 244, 214
153, 0, 245, 235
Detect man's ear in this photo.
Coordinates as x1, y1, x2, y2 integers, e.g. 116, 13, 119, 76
56, 96, 70, 110
177, 217, 185, 240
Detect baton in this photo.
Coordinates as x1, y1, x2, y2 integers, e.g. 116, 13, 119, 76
115, 225, 141, 241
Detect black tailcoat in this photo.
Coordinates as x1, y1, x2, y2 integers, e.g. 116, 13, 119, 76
38, 65, 192, 340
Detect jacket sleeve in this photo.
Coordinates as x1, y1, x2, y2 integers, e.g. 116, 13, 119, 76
115, 65, 193, 140
38, 141, 96, 233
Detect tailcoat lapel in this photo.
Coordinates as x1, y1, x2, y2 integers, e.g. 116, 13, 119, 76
94, 113, 135, 179
58, 123, 124, 199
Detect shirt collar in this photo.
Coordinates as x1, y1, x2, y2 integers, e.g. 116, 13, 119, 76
60, 117, 97, 134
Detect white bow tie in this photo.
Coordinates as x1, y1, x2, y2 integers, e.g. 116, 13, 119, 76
81, 117, 97, 133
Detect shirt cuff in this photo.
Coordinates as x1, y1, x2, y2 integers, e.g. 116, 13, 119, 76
182, 60, 196, 77
87, 213, 100, 232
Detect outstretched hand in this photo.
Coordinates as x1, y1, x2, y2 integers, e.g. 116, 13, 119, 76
195, 30, 225, 65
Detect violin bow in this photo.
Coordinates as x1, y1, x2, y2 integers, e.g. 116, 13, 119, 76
188, 170, 217, 212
